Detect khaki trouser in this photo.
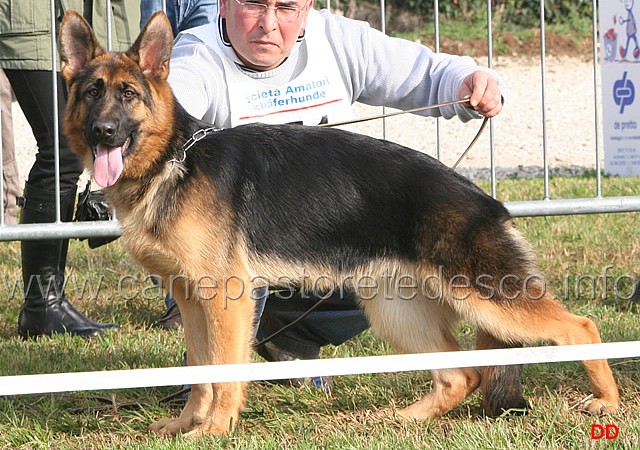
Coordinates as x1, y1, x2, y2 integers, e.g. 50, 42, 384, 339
1, 69, 20, 224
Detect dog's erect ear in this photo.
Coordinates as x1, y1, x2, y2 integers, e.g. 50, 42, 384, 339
59, 10, 105, 82
126, 12, 174, 81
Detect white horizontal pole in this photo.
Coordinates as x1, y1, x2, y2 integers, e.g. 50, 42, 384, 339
1, 341, 638, 396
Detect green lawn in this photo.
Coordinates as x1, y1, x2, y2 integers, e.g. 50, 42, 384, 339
0, 174, 638, 449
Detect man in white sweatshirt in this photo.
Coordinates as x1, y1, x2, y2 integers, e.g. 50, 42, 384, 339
168, 1, 503, 127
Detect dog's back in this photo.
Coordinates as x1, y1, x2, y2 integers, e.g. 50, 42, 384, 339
188, 123, 534, 304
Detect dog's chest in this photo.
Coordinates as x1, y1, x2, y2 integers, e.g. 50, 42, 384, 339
121, 221, 184, 278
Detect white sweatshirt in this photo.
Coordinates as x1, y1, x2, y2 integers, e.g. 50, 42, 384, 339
168, 8, 505, 128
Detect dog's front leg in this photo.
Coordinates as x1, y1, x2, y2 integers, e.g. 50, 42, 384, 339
149, 275, 255, 436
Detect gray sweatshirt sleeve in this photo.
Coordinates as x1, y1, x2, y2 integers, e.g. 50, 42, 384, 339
321, 10, 506, 122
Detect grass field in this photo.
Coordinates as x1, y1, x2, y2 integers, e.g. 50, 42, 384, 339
0, 174, 639, 449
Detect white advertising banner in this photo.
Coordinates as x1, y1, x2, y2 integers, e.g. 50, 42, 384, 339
600, 0, 640, 176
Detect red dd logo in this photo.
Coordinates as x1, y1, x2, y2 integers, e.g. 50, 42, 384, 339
590, 424, 619, 440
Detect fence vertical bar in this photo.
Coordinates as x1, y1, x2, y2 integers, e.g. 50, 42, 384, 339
380, 0, 388, 140
591, 0, 603, 198
50, 0, 62, 224
539, 0, 550, 200
0, 72, 4, 226
486, 0, 496, 198
107, 0, 113, 51
434, 0, 441, 161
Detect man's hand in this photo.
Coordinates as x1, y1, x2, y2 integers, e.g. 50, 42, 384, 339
458, 71, 503, 118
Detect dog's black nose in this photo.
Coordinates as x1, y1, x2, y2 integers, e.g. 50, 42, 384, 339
92, 120, 117, 139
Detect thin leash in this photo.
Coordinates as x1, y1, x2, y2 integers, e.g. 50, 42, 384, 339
317, 97, 471, 128
452, 115, 489, 169
317, 96, 489, 170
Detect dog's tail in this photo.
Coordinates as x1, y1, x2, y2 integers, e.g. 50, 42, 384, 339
476, 330, 528, 416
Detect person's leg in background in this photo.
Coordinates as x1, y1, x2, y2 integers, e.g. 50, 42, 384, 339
631, 281, 640, 302
177, 0, 218, 31
254, 289, 369, 387
140, 0, 218, 36
140, 0, 178, 34
255, 290, 369, 360
4, 69, 119, 338
0, 69, 20, 225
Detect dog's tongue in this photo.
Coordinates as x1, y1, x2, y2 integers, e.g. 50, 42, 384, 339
93, 143, 124, 187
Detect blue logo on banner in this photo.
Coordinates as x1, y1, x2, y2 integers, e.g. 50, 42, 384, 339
613, 71, 635, 114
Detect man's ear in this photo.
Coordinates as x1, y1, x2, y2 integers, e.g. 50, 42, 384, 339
59, 10, 105, 82
125, 11, 174, 80
299, 0, 313, 33
219, 0, 230, 19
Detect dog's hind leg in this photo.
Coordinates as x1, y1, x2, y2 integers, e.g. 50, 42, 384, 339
149, 273, 255, 436
361, 294, 480, 420
397, 352, 481, 421
457, 291, 619, 416
476, 330, 528, 416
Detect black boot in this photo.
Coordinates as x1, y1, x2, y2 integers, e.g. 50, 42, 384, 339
631, 281, 640, 303
18, 183, 119, 338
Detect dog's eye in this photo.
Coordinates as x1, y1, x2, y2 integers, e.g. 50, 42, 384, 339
87, 88, 99, 98
123, 89, 136, 100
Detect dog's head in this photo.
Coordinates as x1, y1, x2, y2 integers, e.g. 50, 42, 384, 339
60, 11, 175, 188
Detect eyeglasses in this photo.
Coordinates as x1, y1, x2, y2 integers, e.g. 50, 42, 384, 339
233, 0, 308, 23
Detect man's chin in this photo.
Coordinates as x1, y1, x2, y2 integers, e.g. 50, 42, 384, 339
245, 61, 284, 71
241, 51, 286, 71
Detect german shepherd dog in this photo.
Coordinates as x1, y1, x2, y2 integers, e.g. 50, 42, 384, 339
59, 11, 619, 436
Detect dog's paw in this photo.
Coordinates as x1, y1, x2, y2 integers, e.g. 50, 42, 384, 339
367, 407, 398, 422
581, 397, 619, 416
149, 414, 237, 436
149, 417, 203, 436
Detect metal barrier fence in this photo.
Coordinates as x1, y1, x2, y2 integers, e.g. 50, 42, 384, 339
0, 0, 126, 241
2, 0, 640, 243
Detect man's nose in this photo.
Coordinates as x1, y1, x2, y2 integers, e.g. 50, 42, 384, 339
259, 7, 278, 31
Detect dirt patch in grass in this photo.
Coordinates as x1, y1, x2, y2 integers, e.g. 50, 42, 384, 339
440, 31, 593, 60
339, 2, 593, 60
